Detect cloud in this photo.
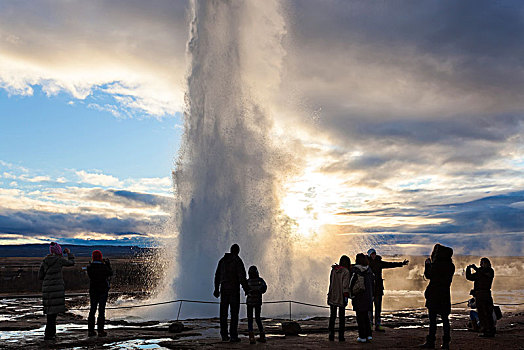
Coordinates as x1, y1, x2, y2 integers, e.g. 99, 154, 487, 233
75, 170, 122, 187
0, 208, 164, 239
1, 1, 523, 254
0, 0, 190, 117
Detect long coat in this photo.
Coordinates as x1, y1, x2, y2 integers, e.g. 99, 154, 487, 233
349, 265, 375, 312
424, 245, 455, 315
38, 254, 75, 314
327, 264, 350, 307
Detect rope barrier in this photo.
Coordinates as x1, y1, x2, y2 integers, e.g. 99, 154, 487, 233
3, 293, 521, 313
63, 298, 522, 313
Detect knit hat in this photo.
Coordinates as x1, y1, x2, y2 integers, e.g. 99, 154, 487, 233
49, 242, 62, 256
367, 248, 376, 256
92, 250, 103, 261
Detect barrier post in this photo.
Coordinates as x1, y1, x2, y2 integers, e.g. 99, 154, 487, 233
177, 301, 183, 321
289, 301, 292, 320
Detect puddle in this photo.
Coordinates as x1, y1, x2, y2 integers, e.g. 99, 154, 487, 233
103, 338, 173, 350
397, 325, 427, 329
0, 322, 123, 342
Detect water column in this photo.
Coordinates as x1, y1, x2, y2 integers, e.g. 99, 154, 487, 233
171, 0, 290, 316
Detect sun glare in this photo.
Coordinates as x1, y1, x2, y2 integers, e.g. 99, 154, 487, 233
280, 165, 347, 239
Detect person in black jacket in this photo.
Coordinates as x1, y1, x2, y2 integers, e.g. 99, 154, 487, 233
86, 250, 113, 337
420, 244, 455, 350
367, 248, 409, 331
349, 253, 375, 343
213, 244, 248, 342
246, 265, 267, 344
466, 257, 495, 337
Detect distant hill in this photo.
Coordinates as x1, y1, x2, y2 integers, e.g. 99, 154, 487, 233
0, 244, 156, 257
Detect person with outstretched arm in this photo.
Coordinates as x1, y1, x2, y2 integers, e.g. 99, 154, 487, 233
367, 248, 409, 331
213, 244, 248, 342
466, 257, 495, 337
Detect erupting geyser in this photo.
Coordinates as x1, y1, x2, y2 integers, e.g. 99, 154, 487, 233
167, 0, 292, 315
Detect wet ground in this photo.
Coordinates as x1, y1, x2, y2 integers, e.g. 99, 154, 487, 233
1, 297, 523, 349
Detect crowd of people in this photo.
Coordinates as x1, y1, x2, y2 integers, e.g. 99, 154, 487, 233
37, 241, 497, 349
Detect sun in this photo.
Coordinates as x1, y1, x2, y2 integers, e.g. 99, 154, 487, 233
279, 164, 346, 239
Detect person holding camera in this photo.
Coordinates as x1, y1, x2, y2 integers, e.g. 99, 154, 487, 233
87, 250, 113, 337
466, 258, 495, 337
420, 244, 455, 349
38, 242, 75, 340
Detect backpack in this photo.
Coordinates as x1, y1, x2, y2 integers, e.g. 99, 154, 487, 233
350, 271, 366, 297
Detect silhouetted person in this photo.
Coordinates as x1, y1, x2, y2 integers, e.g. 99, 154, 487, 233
420, 244, 455, 349
327, 255, 351, 342
214, 244, 248, 342
87, 250, 113, 337
367, 248, 409, 331
38, 242, 74, 340
349, 253, 375, 343
246, 265, 267, 344
466, 257, 495, 337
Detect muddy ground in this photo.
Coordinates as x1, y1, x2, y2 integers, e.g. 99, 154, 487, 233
1, 296, 522, 350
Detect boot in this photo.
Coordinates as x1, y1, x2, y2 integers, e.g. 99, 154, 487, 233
258, 332, 266, 343
249, 332, 256, 344
419, 335, 435, 349
441, 335, 450, 349
328, 331, 335, 341
97, 316, 107, 337
87, 315, 97, 337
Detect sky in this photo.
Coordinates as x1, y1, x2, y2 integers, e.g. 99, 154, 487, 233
0, 0, 523, 255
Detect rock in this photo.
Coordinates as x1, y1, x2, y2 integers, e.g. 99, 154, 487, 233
168, 321, 185, 333
281, 321, 301, 336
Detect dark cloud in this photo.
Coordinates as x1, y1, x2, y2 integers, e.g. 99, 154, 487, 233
83, 188, 174, 209
340, 191, 524, 236
0, 208, 166, 238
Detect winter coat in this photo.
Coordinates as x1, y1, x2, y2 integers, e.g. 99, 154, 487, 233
466, 265, 494, 300
246, 276, 267, 305
369, 255, 404, 296
424, 245, 455, 314
214, 253, 248, 294
87, 260, 113, 294
38, 253, 75, 314
349, 265, 375, 312
327, 264, 350, 307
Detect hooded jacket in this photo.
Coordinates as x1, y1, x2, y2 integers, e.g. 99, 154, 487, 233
87, 260, 113, 293
214, 252, 248, 294
327, 264, 351, 307
369, 255, 404, 295
466, 265, 494, 299
424, 245, 455, 314
246, 267, 267, 306
349, 264, 375, 312
38, 253, 75, 314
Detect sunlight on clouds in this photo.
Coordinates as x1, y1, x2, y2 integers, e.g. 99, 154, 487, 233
336, 215, 450, 227
280, 157, 353, 239
0, 234, 48, 245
